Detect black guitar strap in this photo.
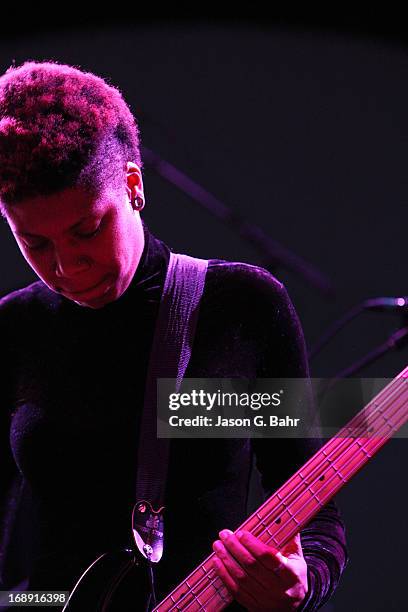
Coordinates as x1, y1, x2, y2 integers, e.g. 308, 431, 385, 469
132, 252, 208, 567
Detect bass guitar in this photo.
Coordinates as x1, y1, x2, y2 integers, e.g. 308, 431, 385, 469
63, 366, 408, 611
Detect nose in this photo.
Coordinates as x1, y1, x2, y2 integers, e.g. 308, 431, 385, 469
54, 250, 91, 278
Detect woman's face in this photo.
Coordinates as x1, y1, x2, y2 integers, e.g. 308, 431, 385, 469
4, 167, 145, 309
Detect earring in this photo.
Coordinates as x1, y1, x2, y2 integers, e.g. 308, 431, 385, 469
132, 195, 145, 211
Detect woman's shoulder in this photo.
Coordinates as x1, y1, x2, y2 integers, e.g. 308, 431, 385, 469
205, 258, 290, 308
189, 257, 300, 337
0, 280, 57, 320
207, 258, 283, 286
201, 258, 307, 376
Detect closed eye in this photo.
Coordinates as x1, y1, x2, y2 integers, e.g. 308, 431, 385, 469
77, 224, 101, 239
23, 240, 49, 251
19, 217, 103, 250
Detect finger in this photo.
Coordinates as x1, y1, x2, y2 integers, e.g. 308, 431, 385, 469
211, 556, 260, 611
234, 530, 287, 572
215, 533, 281, 593
281, 532, 304, 559
217, 531, 260, 572
211, 555, 237, 596
213, 540, 255, 584
234, 529, 299, 587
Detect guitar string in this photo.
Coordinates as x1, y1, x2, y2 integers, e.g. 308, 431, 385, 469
174, 386, 408, 612
254, 378, 408, 542
162, 377, 407, 612
164, 381, 408, 612
162, 377, 408, 611
176, 406, 408, 612
181, 384, 408, 611
182, 381, 408, 611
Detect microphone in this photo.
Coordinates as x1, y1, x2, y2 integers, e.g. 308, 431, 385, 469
363, 296, 408, 311
309, 296, 408, 360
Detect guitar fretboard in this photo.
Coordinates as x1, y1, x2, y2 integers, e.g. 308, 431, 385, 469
155, 367, 408, 611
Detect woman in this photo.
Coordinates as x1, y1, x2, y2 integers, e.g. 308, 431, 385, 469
0, 61, 347, 610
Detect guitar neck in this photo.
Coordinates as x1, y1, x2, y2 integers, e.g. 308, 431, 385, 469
155, 367, 408, 611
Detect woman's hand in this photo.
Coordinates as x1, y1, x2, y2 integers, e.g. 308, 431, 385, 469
211, 529, 308, 611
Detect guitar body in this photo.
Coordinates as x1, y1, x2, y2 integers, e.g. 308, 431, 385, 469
63, 549, 151, 612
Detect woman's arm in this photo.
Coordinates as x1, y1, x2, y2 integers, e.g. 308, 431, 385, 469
253, 279, 348, 611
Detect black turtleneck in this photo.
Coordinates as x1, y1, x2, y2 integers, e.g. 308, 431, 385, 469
0, 223, 347, 610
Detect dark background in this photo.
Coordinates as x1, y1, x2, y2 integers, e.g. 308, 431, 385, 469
1, 11, 407, 610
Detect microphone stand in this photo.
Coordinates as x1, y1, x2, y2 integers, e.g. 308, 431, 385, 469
317, 326, 408, 401
141, 145, 334, 298
311, 324, 408, 439
308, 297, 408, 402
309, 297, 408, 361
332, 326, 408, 379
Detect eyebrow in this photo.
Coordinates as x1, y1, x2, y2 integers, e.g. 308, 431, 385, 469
17, 215, 97, 238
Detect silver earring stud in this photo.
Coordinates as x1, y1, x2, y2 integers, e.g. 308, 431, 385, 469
132, 196, 145, 211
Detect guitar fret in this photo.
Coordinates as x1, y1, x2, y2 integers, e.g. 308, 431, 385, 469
174, 584, 204, 611
190, 591, 204, 609
380, 412, 398, 432
305, 487, 324, 507
201, 563, 228, 601
283, 504, 299, 523
330, 465, 347, 484
170, 593, 183, 611
171, 600, 182, 611
276, 492, 287, 506
316, 451, 349, 484
372, 401, 382, 412
298, 472, 325, 507
277, 434, 382, 540
201, 563, 213, 579
153, 370, 408, 612
289, 514, 300, 525
217, 583, 231, 604
309, 492, 324, 507
186, 580, 206, 610
256, 511, 271, 526
256, 511, 278, 543
298, 471, 309, 486
209, 578, 229, 603
355, 438, 373, 458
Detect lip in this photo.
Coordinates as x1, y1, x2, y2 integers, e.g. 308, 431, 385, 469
64, 276, 110, 296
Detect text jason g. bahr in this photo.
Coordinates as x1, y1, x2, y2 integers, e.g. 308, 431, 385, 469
168, 389, 283, 411
168, 415, 301, 427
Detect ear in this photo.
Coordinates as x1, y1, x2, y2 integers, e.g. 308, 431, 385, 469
126, 161, 144, 209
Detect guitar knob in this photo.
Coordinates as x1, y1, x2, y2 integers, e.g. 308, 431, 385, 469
143, 544, 153, 558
